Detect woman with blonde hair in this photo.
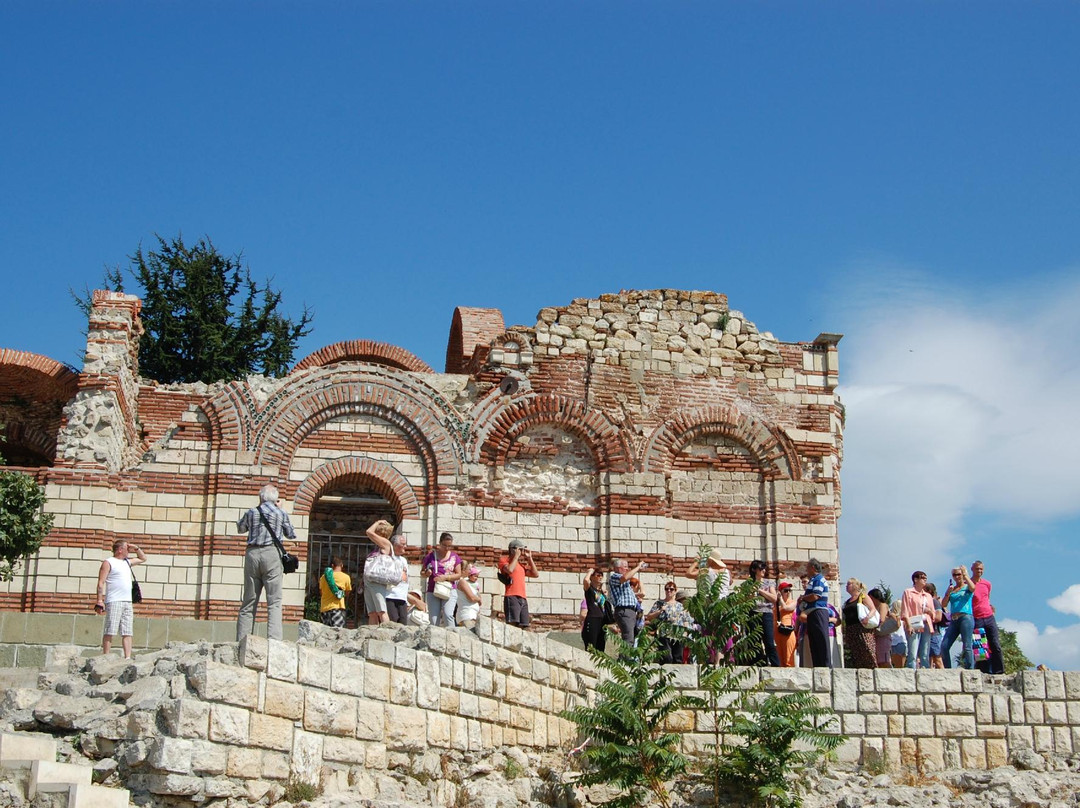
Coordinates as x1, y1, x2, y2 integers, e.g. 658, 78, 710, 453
841, 577, 877, 669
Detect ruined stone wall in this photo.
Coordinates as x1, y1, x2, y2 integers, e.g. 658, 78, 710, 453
8, 620, 1076, 804
0, 288, 844, 628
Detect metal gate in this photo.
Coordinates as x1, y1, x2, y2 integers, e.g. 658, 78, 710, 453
306, 532, 376, 626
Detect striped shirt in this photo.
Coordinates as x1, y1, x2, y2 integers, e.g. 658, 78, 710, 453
607, 572, 639, 608
237, 503, 296, 547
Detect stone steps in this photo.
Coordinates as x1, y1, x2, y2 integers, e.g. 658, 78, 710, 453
0, 732, 130, 808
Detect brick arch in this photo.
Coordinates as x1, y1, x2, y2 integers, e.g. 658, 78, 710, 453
445, 306, 505, 374
0, 421, 57, 466
0, 349, 79, 400
475, 394, 632, 473
292, 341, 433, 374
293, 456, 421, 518
246, 368, 466, 491
642, 405, 801, 480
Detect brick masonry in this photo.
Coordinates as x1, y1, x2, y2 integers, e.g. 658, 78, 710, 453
0, 289, 843, 628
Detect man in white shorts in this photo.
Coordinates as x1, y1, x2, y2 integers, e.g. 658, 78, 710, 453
95, 539, 147, 659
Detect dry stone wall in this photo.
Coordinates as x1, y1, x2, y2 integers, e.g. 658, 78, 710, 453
0, 288, 843, 629
5, 620, 1078, 806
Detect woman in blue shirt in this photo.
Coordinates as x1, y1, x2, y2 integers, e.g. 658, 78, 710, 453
941, 565, 976, 669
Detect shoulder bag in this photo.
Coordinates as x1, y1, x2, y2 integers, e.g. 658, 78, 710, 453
126, 559, 143, 604
364, 550, 401, 587
857, 600, 881, 629
257, 506, 299, 573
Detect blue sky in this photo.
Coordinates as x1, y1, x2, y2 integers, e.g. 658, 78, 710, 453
2, 3, 1078, 665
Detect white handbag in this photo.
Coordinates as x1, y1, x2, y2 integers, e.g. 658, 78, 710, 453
432, 580, 453, 601
409, 608, 430, 627
858, 601, 880, 629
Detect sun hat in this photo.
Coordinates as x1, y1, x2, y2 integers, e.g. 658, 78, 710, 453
708, 548, 727, 568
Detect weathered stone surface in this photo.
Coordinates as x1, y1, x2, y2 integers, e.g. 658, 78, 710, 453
208, 703, 249, 745
263, 678, 304, 720
238, 635, 268, 671
187, 660, 258, 709
385, 704, 428, 752
303, 690, 357, 736
161, 698, 210, 739
248, 713, 294, 751
266, 639, 298, 682
297, 645, 332, 689
33, 694, 103, 729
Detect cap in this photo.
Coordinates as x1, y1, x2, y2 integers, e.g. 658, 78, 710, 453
778, 581, 793, 590
508, 539, 526, 551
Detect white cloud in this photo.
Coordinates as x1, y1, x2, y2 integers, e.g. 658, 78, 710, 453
832, 267, 1080, 591
1000, 618, 1080, 671
1048, 584, 1080, 618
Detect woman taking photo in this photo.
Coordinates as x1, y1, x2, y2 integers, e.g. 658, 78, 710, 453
942, 565, 976, 669
646, 580, 688, 664
749, 560, 780, 666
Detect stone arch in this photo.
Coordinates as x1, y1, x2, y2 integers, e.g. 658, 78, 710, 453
292, 341, 434, 374
445, 307, 505, 374
642, 404, 801, 480
293, 456, 421, 518
0, 422, 57, 466
0, 350, 79, 393
0, 350, 79, 466
475, 394, 632, 473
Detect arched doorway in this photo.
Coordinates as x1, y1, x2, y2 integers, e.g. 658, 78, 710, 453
306, 480, 400, 626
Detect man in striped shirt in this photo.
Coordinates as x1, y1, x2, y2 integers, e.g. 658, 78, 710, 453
236, 484, 296, 642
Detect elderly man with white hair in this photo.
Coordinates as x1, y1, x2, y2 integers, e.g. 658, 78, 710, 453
236, 484, 296, 642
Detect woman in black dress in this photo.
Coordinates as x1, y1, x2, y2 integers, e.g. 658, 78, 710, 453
842, 577, 878, 669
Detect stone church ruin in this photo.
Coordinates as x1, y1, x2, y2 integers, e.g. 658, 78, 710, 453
0, 288, 843, 628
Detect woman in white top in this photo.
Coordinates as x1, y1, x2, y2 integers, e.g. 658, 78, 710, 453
456, 565, 483, 628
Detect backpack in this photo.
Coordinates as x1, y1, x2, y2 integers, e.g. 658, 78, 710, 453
497, 565, 512, 587
601, 595, 615, 625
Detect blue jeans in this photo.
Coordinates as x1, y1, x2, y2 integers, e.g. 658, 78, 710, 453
942, 612, 974, 669
905, 628, 931, 669
426, 589, 458, 627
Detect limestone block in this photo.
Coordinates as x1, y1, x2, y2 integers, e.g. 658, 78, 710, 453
330, 654, 365, 697
841, 713, 865, 735
188, 661, 258, 709
759, 668, 812, 692
33, 694, 102, 729
944, 693, 975, 713
1024, 701, 1044, 724
874, 669, 916, 693
365, 639, 397, 666
1034, 725, 1053, 752
29, 760, 91, 797
323, 737, 366, 765
389, 670, 416, 706
880, 694, 898, 713
865, 714, 888, 736
887, 715, 904, 736
384, 705, 428, 752
935, 715, 976, 737
395, 645, 417, 671
898, 694, 923, 714
1020, 670, 1046, 699
297, 646, 332, 689
1067, 700, 1080, 725
142, 773, 205, 797
1054, 726, 1073, 754
355, 700, 385, 742
303, 691, 357, 736
960, 670, 983, 693
1064, 671, 1080, 699
0, 732, 57, 766
190, 741, 228, 775
1045, 699, 1068, 725
238, 635, 268, 671
263, 679, 304, 720
469, 718, 484, 751
364, 664, 391, 701
923, 694, 946, 714
974, 693, 993, 724
248, 713, 294, 751
459, 692, 480, 718
904, 715, 934, 737
1007, 724, 1034, 749
148, 738, 193, 774
1008, 695, 1025, 724
857, 693, 881, 713
209, 704, 250, 745
960, 739, 986, 769
831, 670, 856, 712
290, 730, 323, 784
977, 724, 1005, 739
266, 640, 298, 682
985, 738, 1008, 769
917, 737, 944, 772
261, 751, 290, 781
364, 742, 387, 770
914, 669, 960, 693
68, 783, 131, 808
428, 713, 451, 748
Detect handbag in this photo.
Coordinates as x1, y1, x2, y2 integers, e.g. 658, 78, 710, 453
364, 551, 401, 587
257, 506, 299, 574
858, 601, 880, 629
875, 616, 899, 637
409, 608, 431, 627
126, 560, 143, 604
432, 579, 454, 601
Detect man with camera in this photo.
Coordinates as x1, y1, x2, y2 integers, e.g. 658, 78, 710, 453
95, 539, 147, 659
608, 558, 648, 644
498, 539, 539, 628
235, 484, 296, 642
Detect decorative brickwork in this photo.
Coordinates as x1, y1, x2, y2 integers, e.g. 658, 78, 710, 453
0, 288, 844, 627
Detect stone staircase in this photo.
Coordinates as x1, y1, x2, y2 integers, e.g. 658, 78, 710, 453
0, 732, 129, 808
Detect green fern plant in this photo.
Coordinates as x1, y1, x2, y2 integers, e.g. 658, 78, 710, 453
561, 633, 703, 808
713, 690, 844, 808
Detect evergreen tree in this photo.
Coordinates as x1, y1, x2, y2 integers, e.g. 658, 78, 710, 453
1000, 629, 1034, 673
80, 234, 313, 383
